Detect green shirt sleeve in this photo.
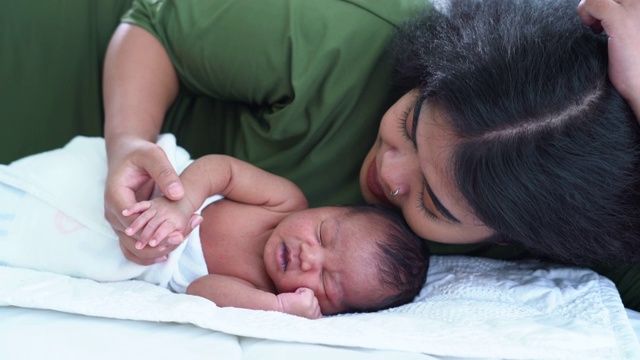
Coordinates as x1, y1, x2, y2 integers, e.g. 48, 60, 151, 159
121, 0, 429, 207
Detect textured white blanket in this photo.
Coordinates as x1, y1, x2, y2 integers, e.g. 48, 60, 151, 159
0, 136, 638, 359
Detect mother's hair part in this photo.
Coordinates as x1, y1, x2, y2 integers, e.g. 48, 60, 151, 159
392, 0, 640, 266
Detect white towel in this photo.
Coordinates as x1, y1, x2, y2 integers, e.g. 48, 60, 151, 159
0, 136, 638, 359
1, 134, 191, 239
0, 135, 195, 286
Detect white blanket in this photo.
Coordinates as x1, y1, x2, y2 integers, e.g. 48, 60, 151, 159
0, 136, 638, 359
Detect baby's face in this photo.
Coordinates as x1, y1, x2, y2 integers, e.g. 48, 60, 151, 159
263, 207, 396, 315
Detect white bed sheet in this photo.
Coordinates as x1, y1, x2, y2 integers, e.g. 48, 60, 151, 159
627, 308, 640, 343
1, 305, 639, 360
2, 255, 639, 360
0, 306, 444, 360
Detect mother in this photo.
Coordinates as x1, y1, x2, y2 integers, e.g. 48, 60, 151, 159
2, 0, 640, 308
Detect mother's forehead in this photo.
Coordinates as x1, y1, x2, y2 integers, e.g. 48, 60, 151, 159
415, 102, 485, 224
416, 102, 459, 179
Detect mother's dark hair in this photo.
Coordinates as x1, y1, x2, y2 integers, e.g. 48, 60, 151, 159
392, 0, 640, 266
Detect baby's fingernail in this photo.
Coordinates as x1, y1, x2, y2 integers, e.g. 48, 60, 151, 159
122, 209, 129, 216
125, 228, 133, 236
167, 183, 184, 198
154, 256, 168, 263
158, 246, 168, 252
190, 216, 203, 229
168, 235, 182, 245
135, 241, 144, 250
149, 239, 157, 247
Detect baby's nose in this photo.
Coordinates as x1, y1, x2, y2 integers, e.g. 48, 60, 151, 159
300, 243, 321, 272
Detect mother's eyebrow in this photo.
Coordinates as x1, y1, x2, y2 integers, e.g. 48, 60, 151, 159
412, 95, 461, 224
410, 94, 426, 147
425, 179, 460, 223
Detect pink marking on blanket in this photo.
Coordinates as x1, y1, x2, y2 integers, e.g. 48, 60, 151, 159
54, 211, 85, 234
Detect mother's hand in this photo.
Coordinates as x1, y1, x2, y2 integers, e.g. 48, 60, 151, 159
578, 0, 640, 116
102, 23, 186, 264
104, 137, 186, 264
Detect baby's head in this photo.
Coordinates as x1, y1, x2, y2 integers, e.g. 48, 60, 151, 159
264, 204, 430, 316
342, 205, 431, 313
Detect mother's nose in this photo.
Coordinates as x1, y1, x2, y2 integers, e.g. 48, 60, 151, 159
299, 243, 322, 272
379, 147, 416, 197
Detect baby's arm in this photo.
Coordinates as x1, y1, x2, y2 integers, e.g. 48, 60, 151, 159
123, 154, 308, 249
187, 274, 322, 319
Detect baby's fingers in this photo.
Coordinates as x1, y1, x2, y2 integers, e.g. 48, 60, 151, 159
122, 200, 152, 217
152, 231, 185, 252
147, 220, 182, 247
125, 211, 158, 249
154, 215, 202, 247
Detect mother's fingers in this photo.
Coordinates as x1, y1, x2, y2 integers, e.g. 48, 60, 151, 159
577, 0, 640, 106
137, 145, 185, 201
105, 183, 137, 230
104, 140, 178, 232
577, 0, 627, 32
117, 231, 175, 265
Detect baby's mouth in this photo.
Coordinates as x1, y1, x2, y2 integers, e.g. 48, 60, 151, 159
280, 243, 289, 272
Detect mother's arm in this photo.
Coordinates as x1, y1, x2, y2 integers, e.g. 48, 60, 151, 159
578, 0, 640, 118
103, 24, 191, 265
579, 0, 640, 311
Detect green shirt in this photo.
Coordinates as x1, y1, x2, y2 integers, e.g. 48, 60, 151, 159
0, 0, 133, 162
121, 0, 428, 207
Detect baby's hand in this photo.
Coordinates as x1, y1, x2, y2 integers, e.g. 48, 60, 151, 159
122, 197, 201, 250
276, 287, 322, 319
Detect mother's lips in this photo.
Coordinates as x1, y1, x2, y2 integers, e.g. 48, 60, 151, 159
366, 157, 393, 207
